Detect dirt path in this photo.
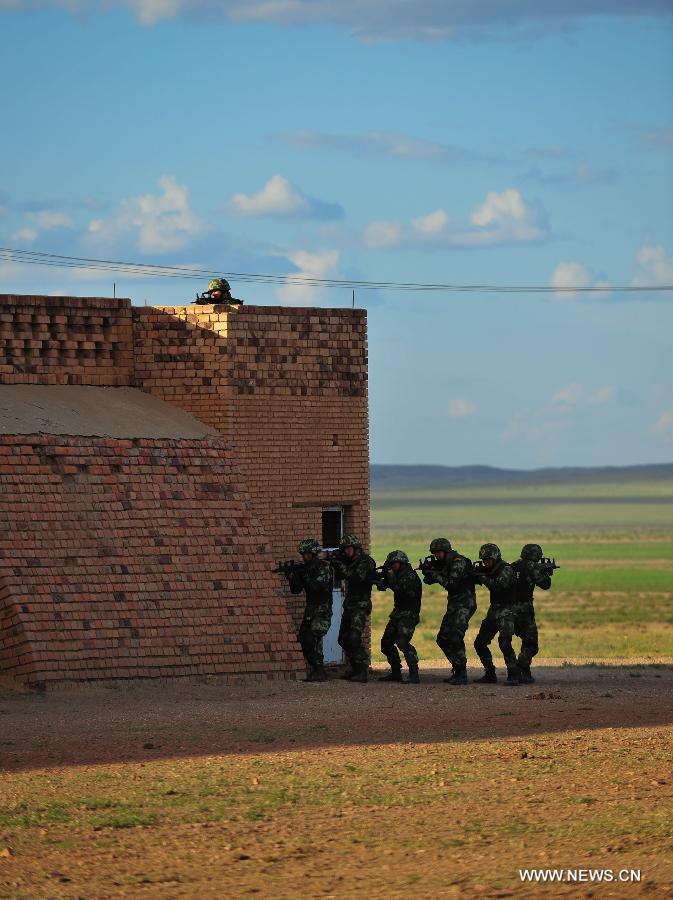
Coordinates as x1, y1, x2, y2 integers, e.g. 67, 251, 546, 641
1, 660, 671, 770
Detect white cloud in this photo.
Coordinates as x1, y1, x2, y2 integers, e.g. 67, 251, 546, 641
363, 188, 547, 251
447, 396, 476, 418
632, 244, 673, 287
87, 175, 204, 253
643, 127, 673, 149
276, 249, 340, 304
274, 130, 482, 162
363, 219, 403, 249
5, 1, 671, 42
10, 226, 38, 242
549, 382, 615, 413
522, 161, 618, 187
500, 415, 568, 445
411, 209, 449, 235
227, 174, 342, 220
652, 410, 673, 436
31, 210, 73, 230
549, 261, 612, 299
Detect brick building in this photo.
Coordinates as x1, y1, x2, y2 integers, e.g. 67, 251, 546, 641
0, 294, 369, 686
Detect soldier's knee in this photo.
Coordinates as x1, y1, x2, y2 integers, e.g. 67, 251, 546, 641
497, 633, 513, 653
526, 635, 539, 655
474, 632, 487, 653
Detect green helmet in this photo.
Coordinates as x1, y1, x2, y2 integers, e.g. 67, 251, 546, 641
339, 534, 361, 550
430, 537, 452, 554
207, 277, 232, 295
298, 538, 321, 556
479, 543, 501, 562
385, 549, 409, 566
521, 543, 543, 561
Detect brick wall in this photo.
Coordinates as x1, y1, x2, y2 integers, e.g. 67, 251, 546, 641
0, 294, 370, 679
0, 295, 133, 386
134, 304, 370, 628
0, 434, 303, 685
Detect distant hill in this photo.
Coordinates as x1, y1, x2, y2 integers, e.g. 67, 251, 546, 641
371, 463, 673, 490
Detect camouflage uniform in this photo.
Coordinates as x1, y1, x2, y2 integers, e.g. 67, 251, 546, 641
473, 554, 519, 680
378, 555, 422, 679
333, 548, 377, 672
511, 552, 552, 679
288, 556, 333, 675
425, 551, 477, 673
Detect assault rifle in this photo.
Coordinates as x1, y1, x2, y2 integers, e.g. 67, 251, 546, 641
271, 559, 305, 577
537, 557, 560, 575
321, 549, 343, 562
415, 555, 436, 575
194, 289, 243, 306
372, 564, 390, 589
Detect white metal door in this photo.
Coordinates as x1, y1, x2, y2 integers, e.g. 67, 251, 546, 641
321, 506, 345, 665
323, 586, 344, 664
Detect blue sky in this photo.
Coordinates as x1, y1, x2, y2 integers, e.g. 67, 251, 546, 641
1, 2, 672, 468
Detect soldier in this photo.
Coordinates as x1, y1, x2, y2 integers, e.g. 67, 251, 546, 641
511, 543, 553, 684
332, 534, 377, 684
286, 538, 333, 683
195, 277, 243, 306
376, 550, 423, 684
421, 537, 476, 686
472, 543, 520, 686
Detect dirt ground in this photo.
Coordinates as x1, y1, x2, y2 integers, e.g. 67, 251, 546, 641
1, 661, 672, 898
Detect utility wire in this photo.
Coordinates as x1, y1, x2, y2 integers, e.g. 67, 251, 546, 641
1, 246, 671, 294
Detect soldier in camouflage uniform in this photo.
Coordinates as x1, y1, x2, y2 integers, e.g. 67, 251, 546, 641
473, 543, 520, 686
332, 534, 377, 684
421, 538, 477, 686
195, 277, 242, 306
511, 543, 553, 684
376, 550, 423, 684
286, 538, 333, 683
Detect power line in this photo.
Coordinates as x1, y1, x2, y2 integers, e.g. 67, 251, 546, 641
1, 246, 671, 294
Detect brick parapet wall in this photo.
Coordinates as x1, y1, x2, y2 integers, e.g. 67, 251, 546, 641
0, 433, 304, 685
0, 295, 133, 386
132, 306, 232, 439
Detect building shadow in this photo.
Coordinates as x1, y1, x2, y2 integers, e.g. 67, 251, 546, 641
1, 663, 671, 773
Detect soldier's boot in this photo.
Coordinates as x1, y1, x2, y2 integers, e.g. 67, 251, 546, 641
378, 667, 403, 683
339, 660, 356, 680
303, 667, 327, 683
474, 665, 498, 684
518, 665, 534, 685
347, 665, 368, 684
445, 664, 468, 685
405, 662, 420, 684
505, 667, 521, 686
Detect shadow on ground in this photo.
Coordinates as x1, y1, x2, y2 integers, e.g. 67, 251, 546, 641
1, 662, 672, 773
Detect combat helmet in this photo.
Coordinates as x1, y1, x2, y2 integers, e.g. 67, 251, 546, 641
298, 538, 321, 556
207, 277, 232, 296
430, 537, 452, 554
521, 543, 543, 561
339, 534, 362, 550
385, 549, 409, 566
479, 543, 501, 562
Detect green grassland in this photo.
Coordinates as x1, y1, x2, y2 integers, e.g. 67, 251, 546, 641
369, 478, 673, 662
